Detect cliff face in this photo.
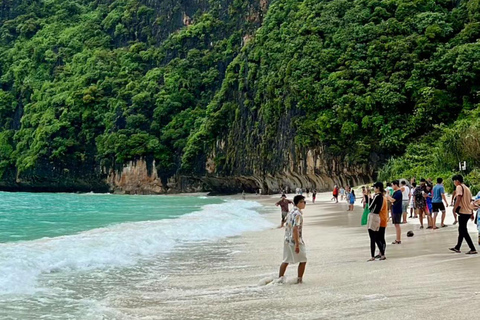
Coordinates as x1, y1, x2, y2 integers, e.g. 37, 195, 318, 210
3, 0, 475, 194
0, 0, 271, 194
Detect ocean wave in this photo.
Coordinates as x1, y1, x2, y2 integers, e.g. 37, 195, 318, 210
0, 200, 272, 295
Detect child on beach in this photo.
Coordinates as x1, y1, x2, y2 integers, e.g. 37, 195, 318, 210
278, 195, 307, 283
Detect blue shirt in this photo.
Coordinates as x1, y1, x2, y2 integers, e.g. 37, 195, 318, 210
392, 190, 403, 214
432, 184, 444, 203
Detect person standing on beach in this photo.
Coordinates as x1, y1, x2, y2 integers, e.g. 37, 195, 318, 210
278, 195, 307, 283
377, 187, 389, 257
361, 186, 367, 209
361, 188, 372, 226
385, 183, 394, 217
425, 185, 434, 229
432, 178, 449, 228
340, 186, 345, 201
409, 182, 417, 218
389, 180, 403, 244
449, 175, 477, 254
413, 179, 428, 229
276, 194, 293, 228
347, 187, 356, 211
367, 182, 386, 261
401, 181, 410, 224
312, 189, 317, 203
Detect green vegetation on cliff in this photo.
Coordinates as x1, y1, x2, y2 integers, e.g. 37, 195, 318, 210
183, 0, 480, 179
0, 0, 263, 187
1, 0, 480, 191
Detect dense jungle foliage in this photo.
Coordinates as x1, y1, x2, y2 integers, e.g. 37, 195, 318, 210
1, 0, 480, 190
182, 0, 480, 190
0, 0, 263, 183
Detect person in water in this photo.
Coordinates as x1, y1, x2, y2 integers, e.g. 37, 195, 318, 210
276, 194, 293, 228
278, 195, 307, 283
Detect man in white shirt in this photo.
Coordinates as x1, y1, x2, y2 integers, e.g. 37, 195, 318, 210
278, 195, 307, 284
400, 181, 410, 224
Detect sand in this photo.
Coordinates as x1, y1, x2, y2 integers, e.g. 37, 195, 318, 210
106, 192, 480, 320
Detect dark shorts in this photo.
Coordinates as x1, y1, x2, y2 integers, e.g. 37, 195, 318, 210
432, 202, 446, 213
392, 212, 402, 224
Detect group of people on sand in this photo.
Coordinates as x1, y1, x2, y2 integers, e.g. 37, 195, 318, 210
272, 175, 480, 282
331, 185, 356, 210
363, 175, 480, 261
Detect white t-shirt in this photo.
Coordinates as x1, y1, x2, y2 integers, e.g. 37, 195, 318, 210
402, 185, 410, 201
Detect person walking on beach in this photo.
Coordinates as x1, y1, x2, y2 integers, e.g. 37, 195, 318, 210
449, 175, 477, 254
367, 182, 386, 261
278, 195, 307, 283
432, 178, 449, 228
332, 185, 339, 203
401, 181, 410, 224
340, 186, 345, 201
413, 179, 428, 229
312, 189, 317, 203
276, 194, 293, 228
389, 180, 403, 244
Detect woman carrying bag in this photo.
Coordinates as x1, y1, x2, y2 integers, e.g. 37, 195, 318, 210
367, 182, 386, 261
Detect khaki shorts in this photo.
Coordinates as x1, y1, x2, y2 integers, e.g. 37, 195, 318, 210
283, 242, 307, 264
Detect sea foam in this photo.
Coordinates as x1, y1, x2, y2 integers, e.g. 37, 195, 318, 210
0, 200, 272, 295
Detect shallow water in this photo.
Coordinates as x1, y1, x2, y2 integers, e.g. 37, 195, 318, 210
0, 192, 273, 319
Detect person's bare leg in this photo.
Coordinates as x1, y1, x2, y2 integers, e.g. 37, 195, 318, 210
427, 214, 432, 228
297, 262, 307, 283
403, 212, 407, 223
279, 262, 288, 278
453, 209, 458, 224
432, 212, 438, 229
418, 210, 424, 228
395, 224, 401, 242
441, 210, 446, 226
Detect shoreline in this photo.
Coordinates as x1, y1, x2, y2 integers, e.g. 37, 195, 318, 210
109, 191, 480, 319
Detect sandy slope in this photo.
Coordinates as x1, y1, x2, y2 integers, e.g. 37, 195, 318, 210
110, 192, 480, 320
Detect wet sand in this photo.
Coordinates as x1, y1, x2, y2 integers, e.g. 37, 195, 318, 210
109, 192, 480, 320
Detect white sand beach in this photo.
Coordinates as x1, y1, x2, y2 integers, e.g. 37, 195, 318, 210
103, 192, 480, 320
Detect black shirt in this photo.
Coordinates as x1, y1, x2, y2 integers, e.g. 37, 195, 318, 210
369, 193, 384, 214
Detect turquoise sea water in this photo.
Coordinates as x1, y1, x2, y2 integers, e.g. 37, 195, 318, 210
0, 192, 223, 243
0, 192, 272, 319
